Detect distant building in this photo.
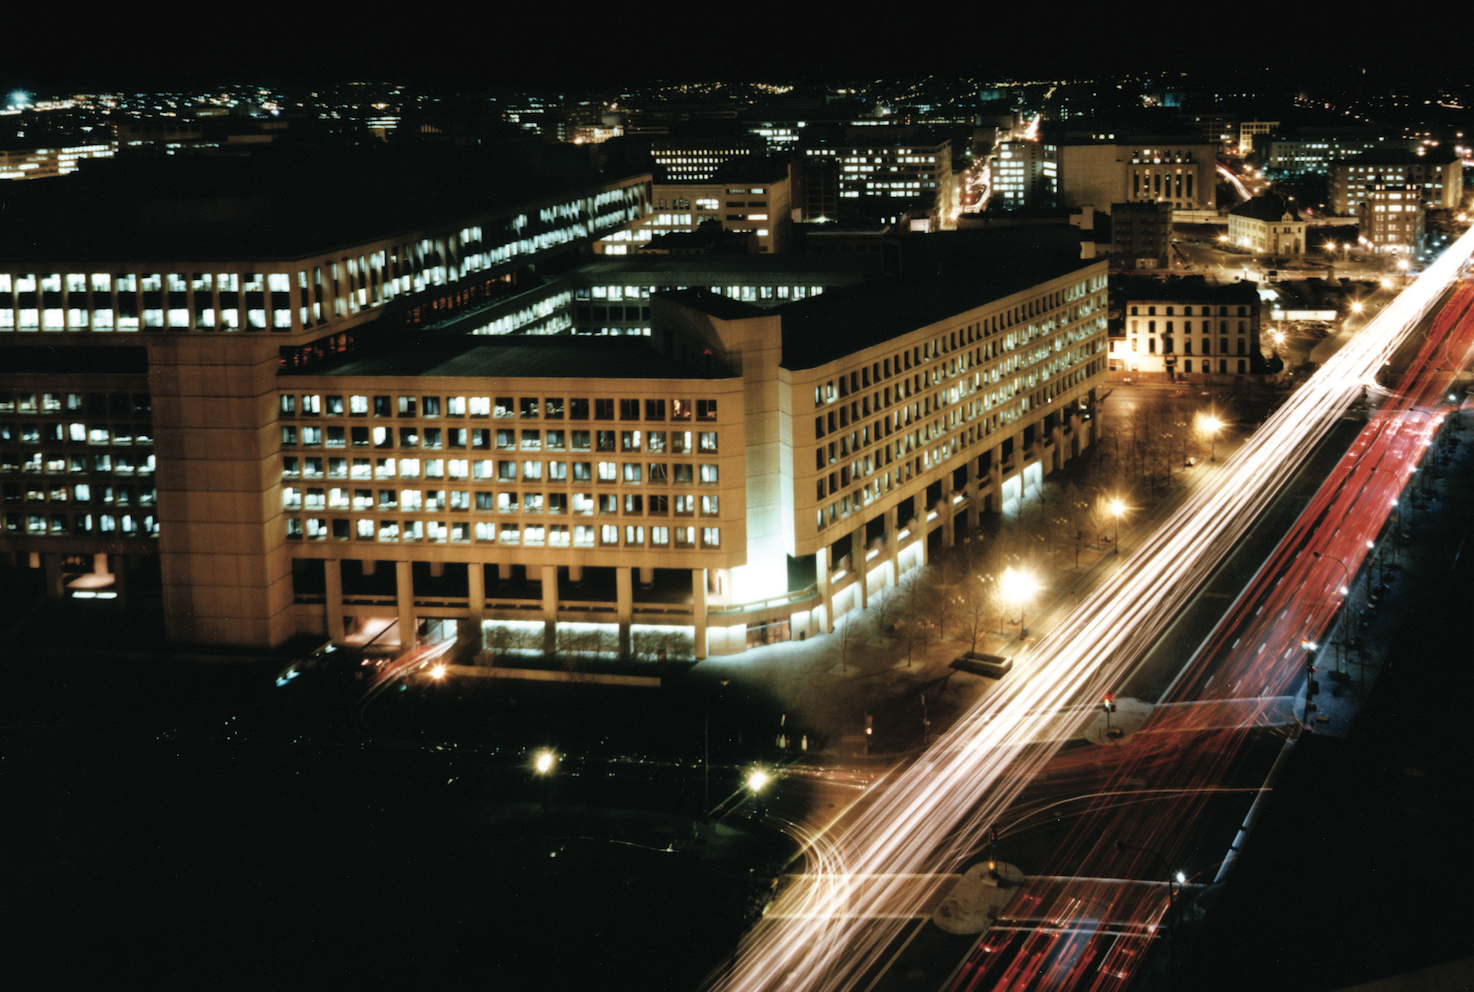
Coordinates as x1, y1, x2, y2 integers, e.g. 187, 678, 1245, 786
639, 158, 796, 254
992, 140, 1057, 209
801, 127, 956, 228
649, 133, 768, 181
1109, 201, 1172, 270
1356, 177, 1424, 256
1228, 194, 1305, 255
1258, 129, 1418, 175
1114, 277, 1261, 378
0, 141, 116, 180
1058, 139, 1218, 216
1328, 149, 1462, 216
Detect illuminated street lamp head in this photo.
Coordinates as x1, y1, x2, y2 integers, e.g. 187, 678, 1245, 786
1000, 566, 1039, 604
746, 768, 771, 793
533, 749, 557, 775
1108, 497, 1127, 518
429, 663, 446, 680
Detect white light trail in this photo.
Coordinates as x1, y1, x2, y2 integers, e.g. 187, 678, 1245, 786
708, 226, 1474, 992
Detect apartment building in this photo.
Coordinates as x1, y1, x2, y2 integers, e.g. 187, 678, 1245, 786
1328, 149, 1462, 216
1113, 278, 1261, 377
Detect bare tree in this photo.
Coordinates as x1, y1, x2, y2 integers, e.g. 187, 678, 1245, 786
835, 606, 873, 674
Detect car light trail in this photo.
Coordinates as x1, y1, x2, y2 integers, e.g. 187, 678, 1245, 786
705, 224, 1474, 992
950, 279, 1474, 991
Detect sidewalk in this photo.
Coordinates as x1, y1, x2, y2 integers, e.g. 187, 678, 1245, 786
692, 441, 1241, 759
705, 392, 1472, 762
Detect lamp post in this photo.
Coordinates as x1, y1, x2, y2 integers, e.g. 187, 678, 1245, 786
1109, 498, 1127, 554
1114, 840, 1183, 990
1001, 566, 1038, 639
745, 767, 771, 819
1201, 415, 1222, 462
1311, 551, 1350, 672
533, 748, 558, 817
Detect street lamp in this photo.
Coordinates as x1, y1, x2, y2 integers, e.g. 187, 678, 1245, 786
745, 767, 772, 818
533, 748, 558, 816
1000, 566, 1039, 638
1108, 498, 1127, 553
1114, 840, 1181, 990
1312, 551, 1351, 672
1202, 415, 1223, 462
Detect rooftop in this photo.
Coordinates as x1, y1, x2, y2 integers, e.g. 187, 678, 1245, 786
287, 335, 733, 382
0, 143, 641, 263
663, 227, 1095, 370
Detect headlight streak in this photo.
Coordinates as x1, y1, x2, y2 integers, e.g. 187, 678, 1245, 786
707, 226, 1474, 992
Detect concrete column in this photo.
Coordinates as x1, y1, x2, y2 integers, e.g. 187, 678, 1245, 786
42, 553, 64, 599
541, 564, 558, 654
853, 523, 869, 610
395, 559, 415, 655
324, 559, 344, 644
886, 505, 902, 589
467, 564, 485, 621
108, 553, 127, 599
498, 562, 513, 582
692, 567, 708, 660
568, 563, 584, 584
639, 566, 654, 587
964, 458, 981, 533
616, 566, 633, 657
941, 493, 956, 549
816, 545, 833, 633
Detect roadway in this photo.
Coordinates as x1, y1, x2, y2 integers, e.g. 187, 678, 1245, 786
702, 226, 1474, 992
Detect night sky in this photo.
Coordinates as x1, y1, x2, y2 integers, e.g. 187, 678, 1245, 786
4, 16, 1452, 96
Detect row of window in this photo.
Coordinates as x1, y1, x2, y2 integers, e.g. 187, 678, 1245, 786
1, 452, 156, 475
5, 512, 156, 537
1129, 305, 1251, 317
2, 423, 153, 446
0, 393, 151, 417
279, 424, 716, 454
1128, 338, 1251, 356
282, 487, 720, 517
815, 284, 1104, 408
279, 393, 718, 423
285, 517, 720, 549
2, 482, 153, 506
280, 455, 719, 485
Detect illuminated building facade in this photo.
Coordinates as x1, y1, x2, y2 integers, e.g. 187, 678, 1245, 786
1114, 279, 1261, 377
1058, 140, 1217, 216
1328, 150, 1462, 216
1228, 194, 1305, 255
992, 141, 1057, 209
639, 159, 796, 254
0, 147, 1104, 658
0, 141, 116, 180
648, 234, 1109, 652
802, 130, 956, 228
1356, 178, 1425, 256
0, 152, 651, 648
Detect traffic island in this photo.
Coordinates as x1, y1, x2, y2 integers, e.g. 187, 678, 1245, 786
933, 861, 1027, 935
